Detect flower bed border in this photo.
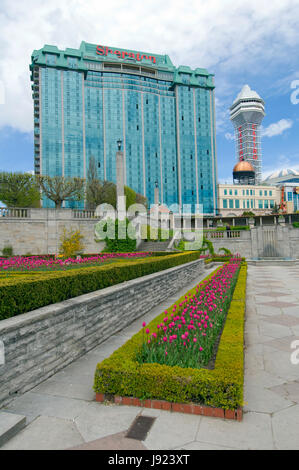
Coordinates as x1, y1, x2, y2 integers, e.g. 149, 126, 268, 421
94, 262, 247, 419
95, 393, 243, 421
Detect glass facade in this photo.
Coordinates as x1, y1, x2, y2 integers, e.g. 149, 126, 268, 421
30, 42, 217, 213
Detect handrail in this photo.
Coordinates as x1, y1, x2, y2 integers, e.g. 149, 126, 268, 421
0, 207, 29, 218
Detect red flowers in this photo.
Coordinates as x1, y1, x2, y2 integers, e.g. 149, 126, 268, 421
0, 252, 152, 272
137, 258, 242, 369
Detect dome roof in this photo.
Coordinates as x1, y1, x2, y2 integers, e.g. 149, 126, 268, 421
233, 161, 255, 173
233, 84, 262, 104
265, 168, 299, 181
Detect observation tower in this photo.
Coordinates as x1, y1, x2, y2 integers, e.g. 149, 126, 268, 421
230, 85, 265, 184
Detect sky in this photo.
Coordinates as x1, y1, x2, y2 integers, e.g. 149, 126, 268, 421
0, 0, 298, 183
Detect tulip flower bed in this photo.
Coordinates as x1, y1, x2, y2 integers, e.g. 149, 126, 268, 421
94, 260, 247, 416
136, 259, 241, 369
0, 252, 153, 273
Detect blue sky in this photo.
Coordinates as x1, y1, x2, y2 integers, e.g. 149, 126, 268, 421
0, 0, 298, 182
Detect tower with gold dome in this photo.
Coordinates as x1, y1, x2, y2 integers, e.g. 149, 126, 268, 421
233, 160, 256, 185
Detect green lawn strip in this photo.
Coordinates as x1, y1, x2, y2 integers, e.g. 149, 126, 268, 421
94, 263, 246, 409
0, 251, 202, 320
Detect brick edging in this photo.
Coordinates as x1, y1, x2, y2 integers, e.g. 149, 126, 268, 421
95, 393, 243, 421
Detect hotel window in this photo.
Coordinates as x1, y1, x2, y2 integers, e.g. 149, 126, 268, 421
264, 190, 268, 196
223, 199, 228, 208
235, 199, 240, 209
229, 189, 232, 196
235, 189, 238, 195
68, 57, 78, 68
229, 199, 234, 209
288, 192, 293, 201
270, 200, 275, 208
246, 189, 249, 196
259, 190, 263, 196
269, 190, 272, 196
243, 201, 246, 208
224, 189, 227, 195
264, 200, 269, 209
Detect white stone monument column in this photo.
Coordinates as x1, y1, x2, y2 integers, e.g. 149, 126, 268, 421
116, 139, 126, 221
154, 181, 159, 205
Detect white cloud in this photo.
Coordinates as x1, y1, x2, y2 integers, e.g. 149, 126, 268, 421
261, 119, 293, 137
0, 0, 299, 133
225, 132, 234, 141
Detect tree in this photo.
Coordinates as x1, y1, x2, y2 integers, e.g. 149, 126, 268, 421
242, 211, 255, 217
0, 172, 41, 208
37, 175, 85, 209
124, 185, 137, 209
84, 156, 141, 210
85, 156, 103, 210
136, 192, 148, 209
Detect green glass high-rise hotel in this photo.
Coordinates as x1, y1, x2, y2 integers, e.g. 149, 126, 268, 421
30, 42, 218, 214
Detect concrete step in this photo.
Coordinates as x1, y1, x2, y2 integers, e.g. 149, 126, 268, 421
247, 258, 298, 266
0, 411, 26, 447
138, 241, 171, 252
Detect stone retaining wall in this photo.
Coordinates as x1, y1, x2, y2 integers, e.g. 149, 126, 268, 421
0, 258, 204, 408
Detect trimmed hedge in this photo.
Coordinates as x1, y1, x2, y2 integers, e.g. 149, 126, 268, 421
0, 251, 202, 320
94, 263, 247, 409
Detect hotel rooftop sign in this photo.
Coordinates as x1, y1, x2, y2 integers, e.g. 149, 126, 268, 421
96, 45, 157, 64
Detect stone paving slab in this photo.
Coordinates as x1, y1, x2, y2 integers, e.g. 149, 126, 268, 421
69, 431, 147, 450
243, 384, 295, 413
270, 381, 299, 403
74, 403, 142, 443
1, 416, 84, 450
0, 411, 26, 448
272, 405, 299, 450
195, 412, 275, 450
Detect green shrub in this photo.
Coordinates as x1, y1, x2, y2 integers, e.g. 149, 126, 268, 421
94, 263, 247, 409
0, 251, 201, 320
218, 247, 232, 255
292, 222, 299, 228
103, 218, 137, 252
1, 246, 13, 257
231, 225, 250, 231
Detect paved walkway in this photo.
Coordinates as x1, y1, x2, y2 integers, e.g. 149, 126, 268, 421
1, 265, 299, 450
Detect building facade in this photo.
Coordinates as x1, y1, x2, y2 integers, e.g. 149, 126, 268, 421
263, 168, 299, 213
30, 42, 217, 214
230, 85, 265, 184
217, 183, 279, 217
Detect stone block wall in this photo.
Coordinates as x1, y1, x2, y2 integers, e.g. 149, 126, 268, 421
0, 209, 104, 255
